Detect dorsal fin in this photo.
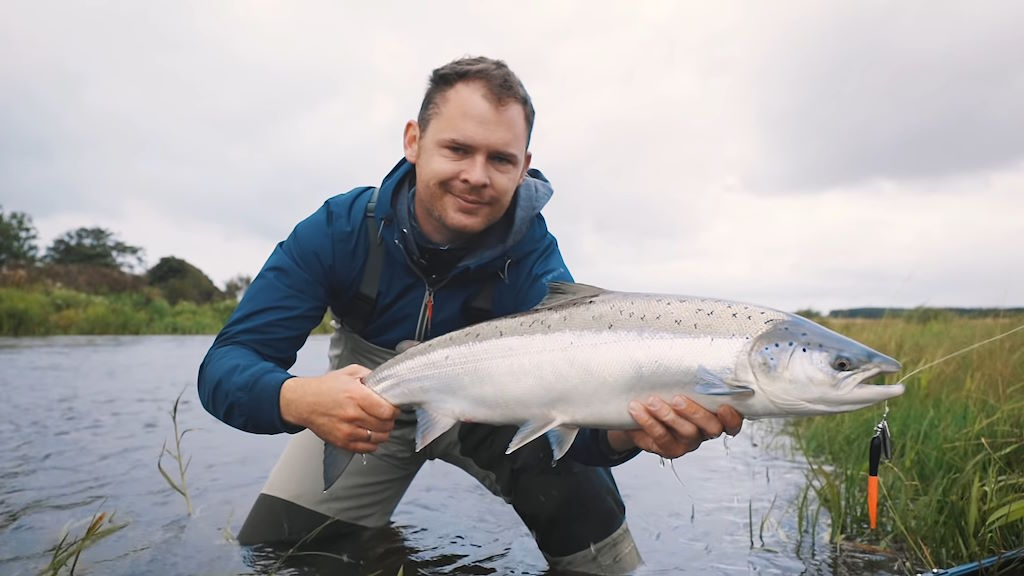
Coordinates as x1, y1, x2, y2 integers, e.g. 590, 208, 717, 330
535, 282, 607, 310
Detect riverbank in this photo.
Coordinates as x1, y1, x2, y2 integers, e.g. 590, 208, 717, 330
0, 286, 332, 336
791, 315, 1024, 570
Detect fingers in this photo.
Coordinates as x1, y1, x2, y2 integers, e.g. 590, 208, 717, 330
628, 397, 699, 458
337, 422, 391, 453
717, 404, 744, 437
626, 395, 744, 459
338, 363, 372, 379
670, 396, 725, 440
349, 383, 399, 427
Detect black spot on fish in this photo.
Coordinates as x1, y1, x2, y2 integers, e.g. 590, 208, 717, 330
774, 343, 780, 348
608, 323, 614, 329
788, 342, 793, 346
732, 312, 738, 318
802, 347, 807, 352
708, 310, 714, 316
694, 323, 698, 329
640, 314, 646, 321
655, 315, 661, 320
675, 319, 682, 325
747, 315, 752, 320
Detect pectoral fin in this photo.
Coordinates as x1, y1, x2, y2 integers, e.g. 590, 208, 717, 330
695, 366, 754, 396
414, 408, 458, 451
506, 418, 562, 454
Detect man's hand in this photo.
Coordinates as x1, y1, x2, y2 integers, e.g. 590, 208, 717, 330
607, 396, 743, 459
279, 364, 399, 453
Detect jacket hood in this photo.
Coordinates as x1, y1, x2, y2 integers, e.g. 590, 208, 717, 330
376, 158, 554, 272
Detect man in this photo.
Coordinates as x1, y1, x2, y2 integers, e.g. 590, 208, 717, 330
198, 56, 742, 574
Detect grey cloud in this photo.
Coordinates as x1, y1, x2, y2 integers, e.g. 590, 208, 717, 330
739, 3, 1024, 192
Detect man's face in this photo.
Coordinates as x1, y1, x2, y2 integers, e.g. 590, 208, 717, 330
404, 81, 532, 246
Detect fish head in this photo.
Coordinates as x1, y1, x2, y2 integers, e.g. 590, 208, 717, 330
747, 318, 903, 415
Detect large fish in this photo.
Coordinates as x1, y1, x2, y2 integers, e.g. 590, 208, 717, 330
323, 283, 903, 489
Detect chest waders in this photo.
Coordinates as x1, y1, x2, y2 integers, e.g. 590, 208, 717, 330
237, 189, 642, 574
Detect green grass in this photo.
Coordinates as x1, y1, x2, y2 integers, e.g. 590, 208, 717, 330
791, 315, 1024, 570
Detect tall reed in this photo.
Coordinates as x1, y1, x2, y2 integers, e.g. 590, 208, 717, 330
158, 389, 194, 516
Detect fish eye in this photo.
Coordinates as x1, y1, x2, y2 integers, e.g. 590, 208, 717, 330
832, 356, 854, 371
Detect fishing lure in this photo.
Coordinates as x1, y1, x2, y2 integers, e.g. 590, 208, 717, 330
868, 405, 892, 529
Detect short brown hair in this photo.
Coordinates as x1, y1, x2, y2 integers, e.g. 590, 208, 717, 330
417, 56, 535, 147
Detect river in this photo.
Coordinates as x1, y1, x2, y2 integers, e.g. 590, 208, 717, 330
0, 336, 900, 575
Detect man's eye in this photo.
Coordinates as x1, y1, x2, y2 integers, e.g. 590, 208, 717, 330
448, 146, 468, 155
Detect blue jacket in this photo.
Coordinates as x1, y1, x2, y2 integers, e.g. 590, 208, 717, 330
198, 159, 638, 466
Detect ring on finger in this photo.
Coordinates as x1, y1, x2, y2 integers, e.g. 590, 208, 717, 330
366, 428, 373, 442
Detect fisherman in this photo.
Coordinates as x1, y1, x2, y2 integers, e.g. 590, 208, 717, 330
198, 56, 743, 574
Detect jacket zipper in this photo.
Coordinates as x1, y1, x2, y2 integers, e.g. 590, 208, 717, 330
415, 287, 434, 341
395, 234, 454, 342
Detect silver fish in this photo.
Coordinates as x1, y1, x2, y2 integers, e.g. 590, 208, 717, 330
323, 282, 903, 489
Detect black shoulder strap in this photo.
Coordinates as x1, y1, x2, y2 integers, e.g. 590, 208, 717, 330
338, 188, 383, 333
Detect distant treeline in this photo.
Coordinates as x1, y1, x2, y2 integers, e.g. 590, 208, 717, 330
0, 206, 272, 336
825, 307, 1024, 319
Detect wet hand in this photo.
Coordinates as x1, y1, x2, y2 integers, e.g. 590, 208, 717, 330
608, 396, 743, 459
279, 364, 399, 453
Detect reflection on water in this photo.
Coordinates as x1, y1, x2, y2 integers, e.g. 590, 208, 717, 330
0, 336, 902, 575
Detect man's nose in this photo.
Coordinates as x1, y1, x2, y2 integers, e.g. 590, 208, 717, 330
460, 155, 490, 187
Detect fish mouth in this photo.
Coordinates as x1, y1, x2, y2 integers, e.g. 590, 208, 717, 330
839, 361, 905, 405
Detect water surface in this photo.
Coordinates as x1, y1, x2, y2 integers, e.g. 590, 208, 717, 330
0, 336, 900, 575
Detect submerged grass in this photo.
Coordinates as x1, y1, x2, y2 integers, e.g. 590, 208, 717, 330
791, 314, 1024, 570
38, 509, 127, 576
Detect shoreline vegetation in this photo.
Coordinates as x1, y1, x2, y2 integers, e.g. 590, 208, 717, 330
792, 315, 1024, 571
0, 264, 332, 337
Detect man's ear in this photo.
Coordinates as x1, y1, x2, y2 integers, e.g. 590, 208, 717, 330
403, 120, 420, 163
520, 151, 532, 184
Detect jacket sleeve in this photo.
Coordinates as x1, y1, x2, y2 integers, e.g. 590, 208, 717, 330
197, 198, 363, 435
504, 215, 642, 467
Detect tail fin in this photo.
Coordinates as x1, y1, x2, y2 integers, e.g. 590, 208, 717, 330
323, 444, 355, 491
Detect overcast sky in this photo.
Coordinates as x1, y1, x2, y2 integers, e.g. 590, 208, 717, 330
2, 1, 1022, 312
